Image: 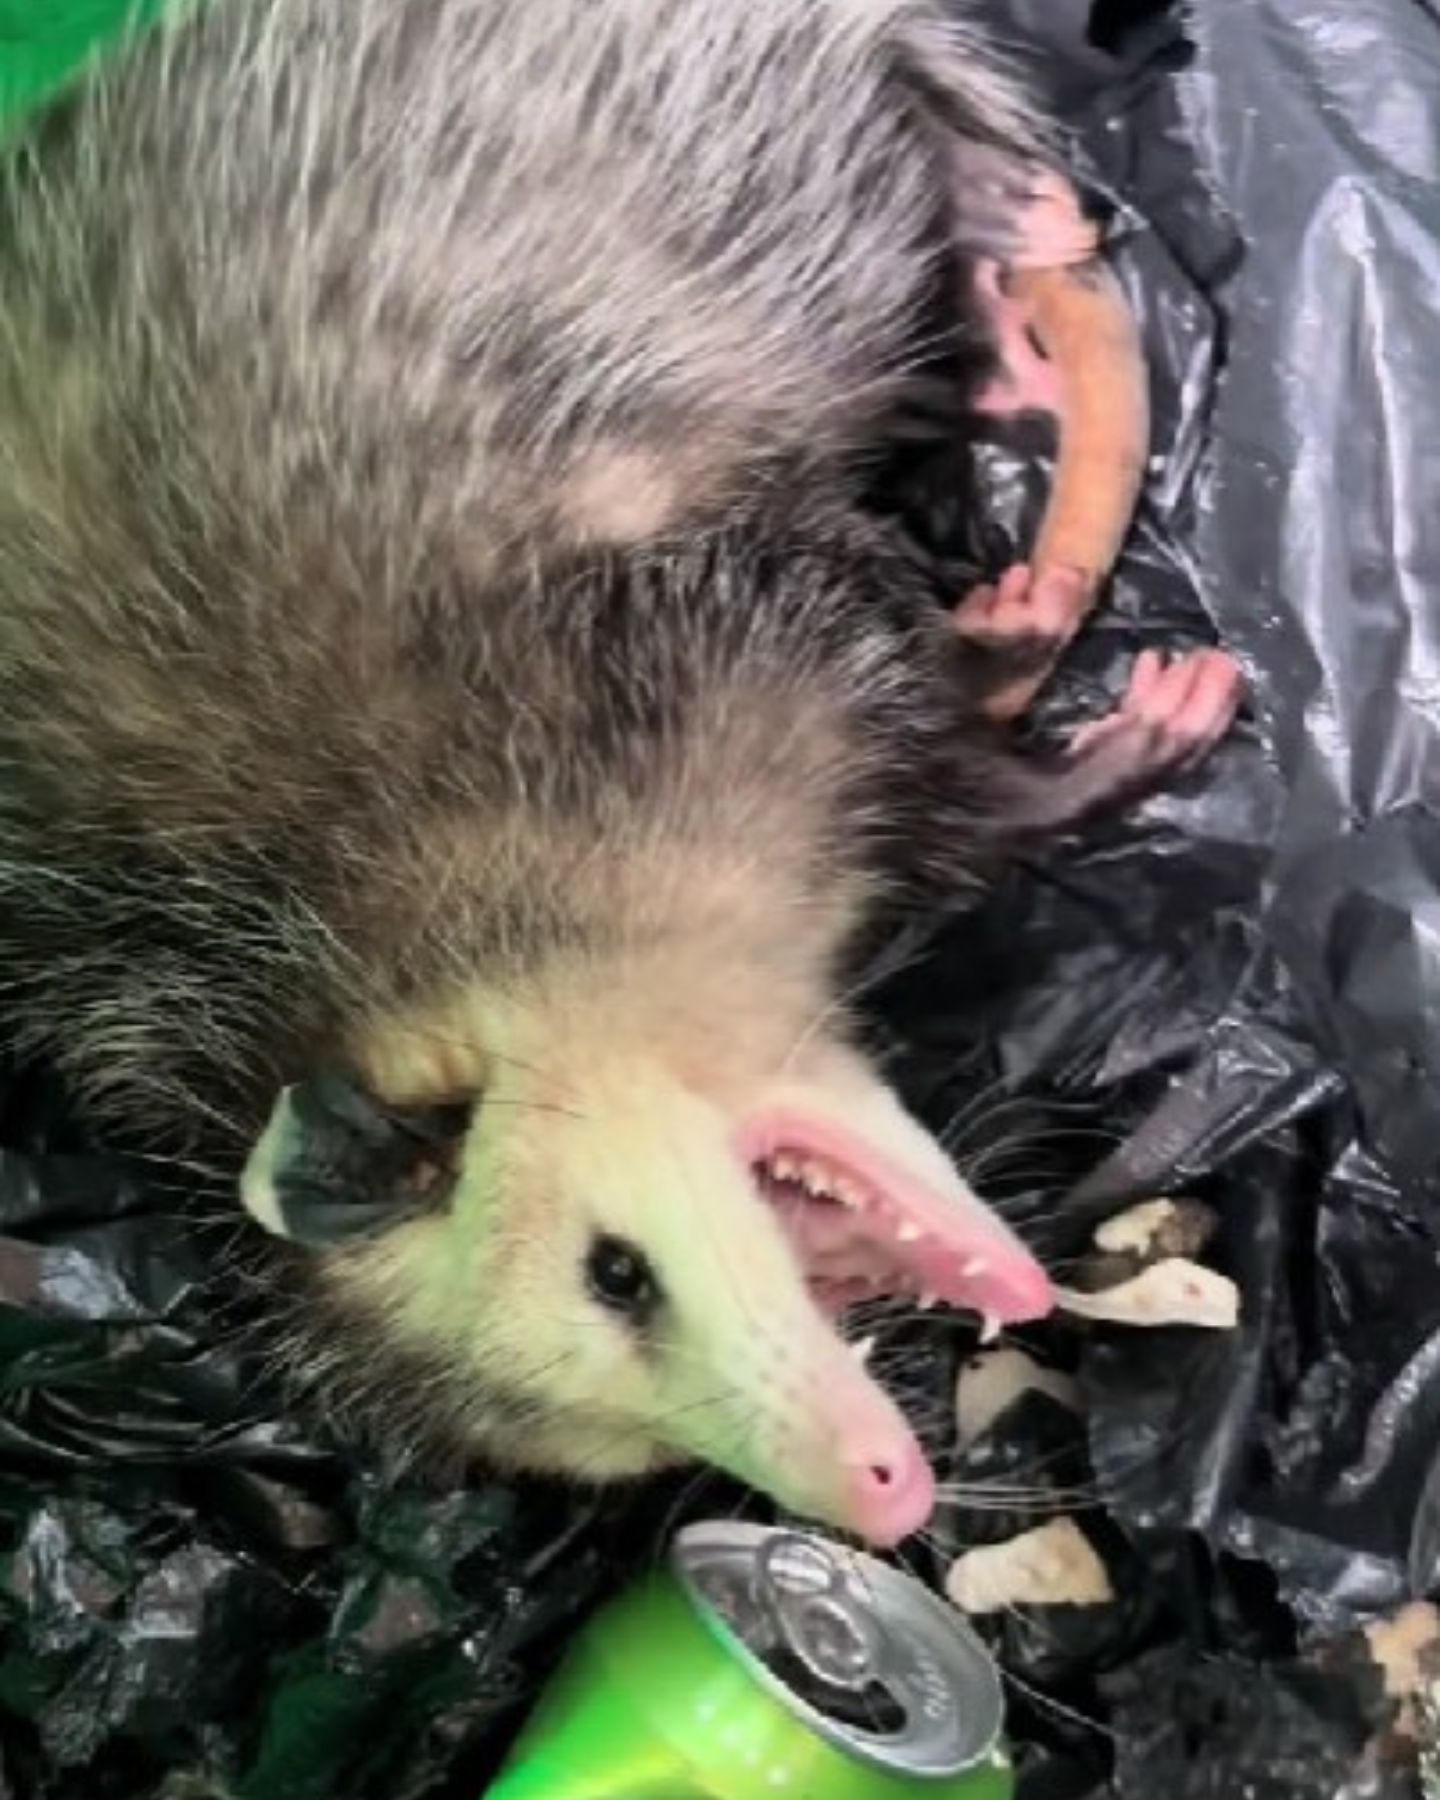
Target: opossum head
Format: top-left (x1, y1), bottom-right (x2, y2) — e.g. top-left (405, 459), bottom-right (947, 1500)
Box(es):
top-left (239, 917), bottom-right (1052, 1548)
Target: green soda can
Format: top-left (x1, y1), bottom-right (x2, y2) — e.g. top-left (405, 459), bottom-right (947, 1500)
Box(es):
top-left (486, 1520), bottom-right (1014, 1799)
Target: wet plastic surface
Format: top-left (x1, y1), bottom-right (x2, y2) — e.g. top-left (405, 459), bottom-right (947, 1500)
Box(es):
top-left (4, 0), bottom-right (1440, 1793)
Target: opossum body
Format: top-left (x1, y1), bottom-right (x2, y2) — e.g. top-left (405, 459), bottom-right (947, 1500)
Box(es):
top-left (0, 0), bottom-right (1241, 1545)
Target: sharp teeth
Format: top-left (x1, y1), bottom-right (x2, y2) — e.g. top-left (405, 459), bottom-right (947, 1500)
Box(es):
top-left (918, 1291), bottom-right (940, 1311)
top-left (851, 1336), bottom-right (876, 1364)
top-left (800, 1160), bottom-right (832, 1198)
top-left (979, 1312), bottom-right (1001, 1345)
top-left (895, 1221), bottom-right (922, 1244)
top-left (765, 1150), bottom-right (870, 1210)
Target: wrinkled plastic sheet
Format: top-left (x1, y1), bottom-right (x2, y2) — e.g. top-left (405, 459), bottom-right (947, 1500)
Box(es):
top-left (5, 0), bottom-right (1440, 1793)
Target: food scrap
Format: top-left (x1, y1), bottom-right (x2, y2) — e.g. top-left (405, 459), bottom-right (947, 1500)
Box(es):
top-left (954, 1345), bottom-right (1080, 1449)
top-left (1051, 1195), bottom-right (1239, 1330)
top-left (945, 1517), bottom-right (1114, 1613)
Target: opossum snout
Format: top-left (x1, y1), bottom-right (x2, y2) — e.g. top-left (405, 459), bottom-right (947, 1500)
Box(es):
top-left (843, 1446), bottom-right (937, 1547)
top-left (790, 1356), bottom-right (938, 1546)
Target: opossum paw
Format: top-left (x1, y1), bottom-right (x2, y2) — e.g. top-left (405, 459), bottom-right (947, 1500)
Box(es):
top-left (1067, 646), bottom-right (1244, 775)
top-left (1006, 647), bottom-right (1245, 832)
top-left (952, 562), bottom-right (1093, 721)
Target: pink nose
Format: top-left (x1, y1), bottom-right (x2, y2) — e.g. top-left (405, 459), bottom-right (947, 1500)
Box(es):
top-left (842, 1438), bottom-right (937, 1548)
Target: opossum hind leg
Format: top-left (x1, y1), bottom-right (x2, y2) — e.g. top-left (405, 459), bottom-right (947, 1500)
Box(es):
top-left (951, 161), bottom-right (1154, 722)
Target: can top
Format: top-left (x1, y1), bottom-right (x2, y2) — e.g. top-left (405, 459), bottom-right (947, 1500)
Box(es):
top-left (672, 1520), bottom-right (1004, 1781)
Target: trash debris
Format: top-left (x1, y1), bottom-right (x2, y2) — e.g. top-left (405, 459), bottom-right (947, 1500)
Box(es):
top-left (954, 1345), bottom-right (1081, 1449)
top-left (1364, 1603), bottom-right (1440, 1744)
top-left (1054, 1258), bottom-right (1240, 1331)
top-left (946, 1519), bottom-right (1115, 1614)
top-left (5, 0), bottom-right (1440, 1794)
top-left (1092, 1197), bottom-right (1216, 1264)
top-left (1052, 1196), bottom-right (1239, 1325)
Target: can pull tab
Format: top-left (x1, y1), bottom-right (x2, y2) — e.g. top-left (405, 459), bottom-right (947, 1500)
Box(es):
top-left (753, 1533), bottom-right (892, 1696)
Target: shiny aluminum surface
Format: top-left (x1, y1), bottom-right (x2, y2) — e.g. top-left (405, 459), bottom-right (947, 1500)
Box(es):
top-left (672, 1520), bottom-right (1005, 1779)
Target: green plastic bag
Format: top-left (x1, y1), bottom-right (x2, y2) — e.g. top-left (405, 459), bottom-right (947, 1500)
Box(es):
top-left (0, 0), bottom-right (174, 128)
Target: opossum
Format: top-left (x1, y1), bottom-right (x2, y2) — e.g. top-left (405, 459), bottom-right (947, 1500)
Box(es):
top-left (0, 0), bottom-right (1242, 1547)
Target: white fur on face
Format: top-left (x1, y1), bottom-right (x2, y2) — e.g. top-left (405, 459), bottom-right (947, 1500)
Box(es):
top-left (327, 998), bottom-right (1004, 1532)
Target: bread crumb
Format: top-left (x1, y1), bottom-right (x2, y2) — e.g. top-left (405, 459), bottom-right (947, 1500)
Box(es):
top-left (955, 1346), bottom-right (1080, 1449)
top-left (1364, 1601), bottom-right (1440, 1741)
top-left (1094, 1198), bottom-right (1181, 1255)
top-left (1055, 1257), bottom-right (1239, 1329)
top-left (946, 1518), bottom-right (1113, 1613)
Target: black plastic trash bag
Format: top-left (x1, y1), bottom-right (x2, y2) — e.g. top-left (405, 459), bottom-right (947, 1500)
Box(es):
top-left (5, 0), bottom-right (1440, 1794)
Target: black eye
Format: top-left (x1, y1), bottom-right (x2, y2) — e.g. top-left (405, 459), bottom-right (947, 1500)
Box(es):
top-left (585, 1233), bottom-right (660, 1322)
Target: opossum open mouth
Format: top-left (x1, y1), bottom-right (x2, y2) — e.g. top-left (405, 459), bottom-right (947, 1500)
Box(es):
top-left (744, 1113), bottom-right (1051, 1328)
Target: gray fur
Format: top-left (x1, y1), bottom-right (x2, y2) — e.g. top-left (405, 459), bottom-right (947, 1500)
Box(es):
top-left (0, 0), bottom-right (1052, 1136)
top-left (0, 0), bottom-right (1064, 1462)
